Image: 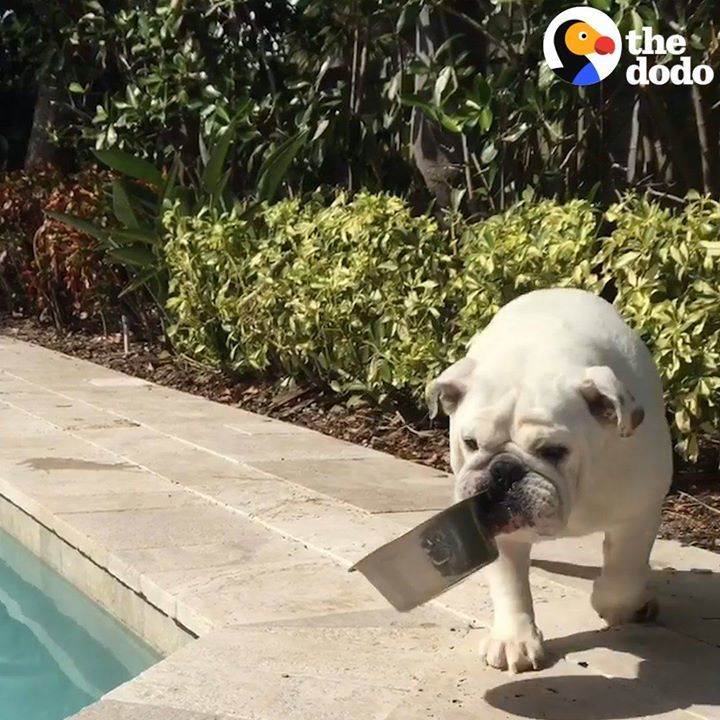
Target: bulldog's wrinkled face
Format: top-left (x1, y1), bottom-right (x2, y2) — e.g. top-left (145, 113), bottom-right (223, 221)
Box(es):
top-left (427, 358), bottom-right (644, 539)
top-left (449, 385), bottom-right (580, 538)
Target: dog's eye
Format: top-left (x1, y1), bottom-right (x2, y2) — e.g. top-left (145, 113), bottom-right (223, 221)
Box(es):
top-left (538, 445), bottom-right (568, 464)
top-left (463, 437), bottom-right (479, 452)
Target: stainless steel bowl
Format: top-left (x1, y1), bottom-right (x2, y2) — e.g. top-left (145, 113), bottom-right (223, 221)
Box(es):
top-left (349, 494), bottom-right (498, 612)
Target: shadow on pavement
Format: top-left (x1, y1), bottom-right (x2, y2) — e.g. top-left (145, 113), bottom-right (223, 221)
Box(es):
top-left (484, 558), bottom-right (720, 720)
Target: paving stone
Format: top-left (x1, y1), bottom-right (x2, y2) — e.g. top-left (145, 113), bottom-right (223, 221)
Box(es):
top-left (251, 605), bottom-right (464, 630)
top-left (39, 490), bottom-right (202, 514)
top-left (0, 370), bottom-right (45, 389)
top-left (149, 555), bottom-right (392, 628)
top-left (105, 519), bottom-right (367, 628)
top-left (55, 505), bottom-right (261, 552)
top-left (77, 421), bottom-right (375, 465)
top-left (208, 480), bottom-right (403, 559)
top-left (0, 403), bottom-right (60, 442)
top-left (377, 509), bottom-right (436, 528)
top-left (112, 669), bottom-right (408, 720)
top-left (252, 456), bottom-right (451, 512)
top-left (0, 460), bottom-right (164, 496)
top-left (71, 699), bottom-right (235, 719)
top-left (108, 625), bottom-right (446, 719)
top-left (531, 535), bottom-right (720, 648)
top-left (388, 639), bottom-right (697, 720)
top-left (2, 388), bottom-right (131, 431)
top-left (0, 462), bottom-right (199, 540)
top-left (106, 519), bottom-right (312, 607)
top-left (111, 539), bottom-right (303, 577)
top-left (549, 623), bottom-right (720, 719)
top-left (430, 566), bottom-right (579, 629)
top-left (161, 418), bottom-right (319, 444)
top-left (128, 467), bottom-right (421, 562)
top-left (47, 427), bottom-right (254, 488)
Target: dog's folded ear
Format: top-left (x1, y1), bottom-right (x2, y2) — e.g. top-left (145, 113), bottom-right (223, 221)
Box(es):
top-left (578, 365), bottom-right (644, 437)
top-left (426, 357), bottom-right (477, 418)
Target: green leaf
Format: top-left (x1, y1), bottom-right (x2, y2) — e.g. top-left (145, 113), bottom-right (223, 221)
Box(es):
top-left (110, 228), bottom-right (160, 245)
top-left (313, 119), bottom-right (330, 141)
top-left (480, 142), bottom-right (498, 164)
top-left (162, 154), bottom-right (183, 207)
top-left (479, 107), bottom-right (493, 131)
top-left (399, 95), bottom-right (436, 118)
top-left (69, 82), bottom-right (86, 94)
top-left (433, 66), bottom-right (453, 106)
top-left (616, 251), bottom-right (640, 269)
top-left (202, 120), bottom-right (237, 196)
top-left (434, 34), bottom-right (464, 61)
top-left (438, 113), bottom-right (462, 133)
top-left (203, 84), bottom-right (222, 100)
top-left (257, 129), bottom-right (309, 203)
top-left (396, 2), bottom-right (419, 32)
top-left (119, 267), bottom-right (160, 297)
top-left (702, 241), bottom-right (720, 256)
top-left (473, 75), bottom-right (491, 106)
top-left (112, 180), bottom-right (141, 229)
top-left (198, 130), bottom-right (210, 167)
top-left (93, 149), bottom-right (163, 187)
top-left (108, 245), bottom-right (156, 267)
top-left (45, 211), bottom-right (108, 242)
top-left (502, 122), bottom-right (528, 143)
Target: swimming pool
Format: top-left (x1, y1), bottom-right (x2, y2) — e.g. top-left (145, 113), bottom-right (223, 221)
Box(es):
top-left (0, 527), bottom-right (159, 720)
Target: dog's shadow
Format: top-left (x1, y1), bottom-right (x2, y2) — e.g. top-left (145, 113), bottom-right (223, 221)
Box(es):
top-left (483, 559), bottom-right (720, 720)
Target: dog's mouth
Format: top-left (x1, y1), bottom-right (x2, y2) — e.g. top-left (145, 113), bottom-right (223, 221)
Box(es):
top-left (457, 456), bottom-right (565, 538)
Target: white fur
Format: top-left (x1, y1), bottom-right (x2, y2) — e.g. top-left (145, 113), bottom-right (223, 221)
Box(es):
top-left (432, 288), bottom-right (673, 673)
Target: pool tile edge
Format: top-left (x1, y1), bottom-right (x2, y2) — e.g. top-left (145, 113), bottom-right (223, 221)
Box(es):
top-left (0, 491), bottom-right (196, 656)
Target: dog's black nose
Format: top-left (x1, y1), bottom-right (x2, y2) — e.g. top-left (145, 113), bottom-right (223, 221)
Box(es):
top-left (489, 454), bottom-right (526, 490)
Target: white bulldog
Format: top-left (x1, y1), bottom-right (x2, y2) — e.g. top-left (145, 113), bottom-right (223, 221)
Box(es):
top-left (427, 288), bottom-right (673, 673)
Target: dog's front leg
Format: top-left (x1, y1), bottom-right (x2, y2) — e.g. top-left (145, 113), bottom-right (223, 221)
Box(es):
top-left (481, 537), bottom-right (544, 673)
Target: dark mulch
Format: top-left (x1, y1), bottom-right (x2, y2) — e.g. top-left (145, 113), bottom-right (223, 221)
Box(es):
top-left (1, 314), bottom-right (718, 553)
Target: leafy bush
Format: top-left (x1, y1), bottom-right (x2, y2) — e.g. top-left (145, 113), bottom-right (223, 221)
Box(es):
top-left (7, 0), bottom-right (720, 211)
top-left (165, 193), bottom-right (460, 399)
top-left (46, 129), bottom-right (258, 321)
top-left (4, 171), bottom-right (718, 458)
top-left (457, 199), bottom-right (600, 344)
top-left (596, 195), bottom-right (720, 460)
top-left (164, 191), bottom-right (720, 459)
top-left (163, 207), bottom-right (256, 365)
top-left (0, 168), bottom-right (115, 324)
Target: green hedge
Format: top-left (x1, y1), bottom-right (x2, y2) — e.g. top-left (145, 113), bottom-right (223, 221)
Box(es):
top-left (457, 199), bottom-right (599, 344)
top-left (595, 195), bottom-right (720, 460)
top-left (163, 193), bottom-right (720, 459)
top-left (166, 194), bottom-right (461, 397)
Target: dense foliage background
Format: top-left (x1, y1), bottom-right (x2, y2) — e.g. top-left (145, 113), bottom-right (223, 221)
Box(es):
top-left (3, 0), bottom-right (720, 211)
top-left (1, 0), bottom-right (719, 460)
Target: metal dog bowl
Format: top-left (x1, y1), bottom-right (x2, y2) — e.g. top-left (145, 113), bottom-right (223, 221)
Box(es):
top-left (349, 494), bottom-right (499, 612)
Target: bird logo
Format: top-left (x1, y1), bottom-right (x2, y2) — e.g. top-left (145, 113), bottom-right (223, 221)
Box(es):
top-left (543, 8), bottom-right (621, 86)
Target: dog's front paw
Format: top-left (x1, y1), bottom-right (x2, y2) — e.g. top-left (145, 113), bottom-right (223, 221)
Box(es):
top-left (480, 615), bottom-right (545, 673)
top-left (591, 576), bottom-right (657, 626)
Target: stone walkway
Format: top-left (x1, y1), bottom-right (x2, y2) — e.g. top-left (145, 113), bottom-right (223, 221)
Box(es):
top-left (0, 335), bottom-right (718, 720)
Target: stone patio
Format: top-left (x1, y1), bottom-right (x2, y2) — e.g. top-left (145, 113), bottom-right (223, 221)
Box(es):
top-left (0, 335), bottom-right (718, 720)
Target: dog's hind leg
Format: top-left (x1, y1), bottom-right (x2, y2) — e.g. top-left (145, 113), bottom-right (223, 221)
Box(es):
top-left (591, 511), bottom-right (662, 626)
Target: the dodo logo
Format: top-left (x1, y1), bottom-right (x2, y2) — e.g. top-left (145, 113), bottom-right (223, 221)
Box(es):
top-left (543, 8), bottom-right (621, 86)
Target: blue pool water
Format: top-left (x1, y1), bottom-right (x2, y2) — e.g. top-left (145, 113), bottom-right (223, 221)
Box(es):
top-left (0, 527), bottom-right (159, 720)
